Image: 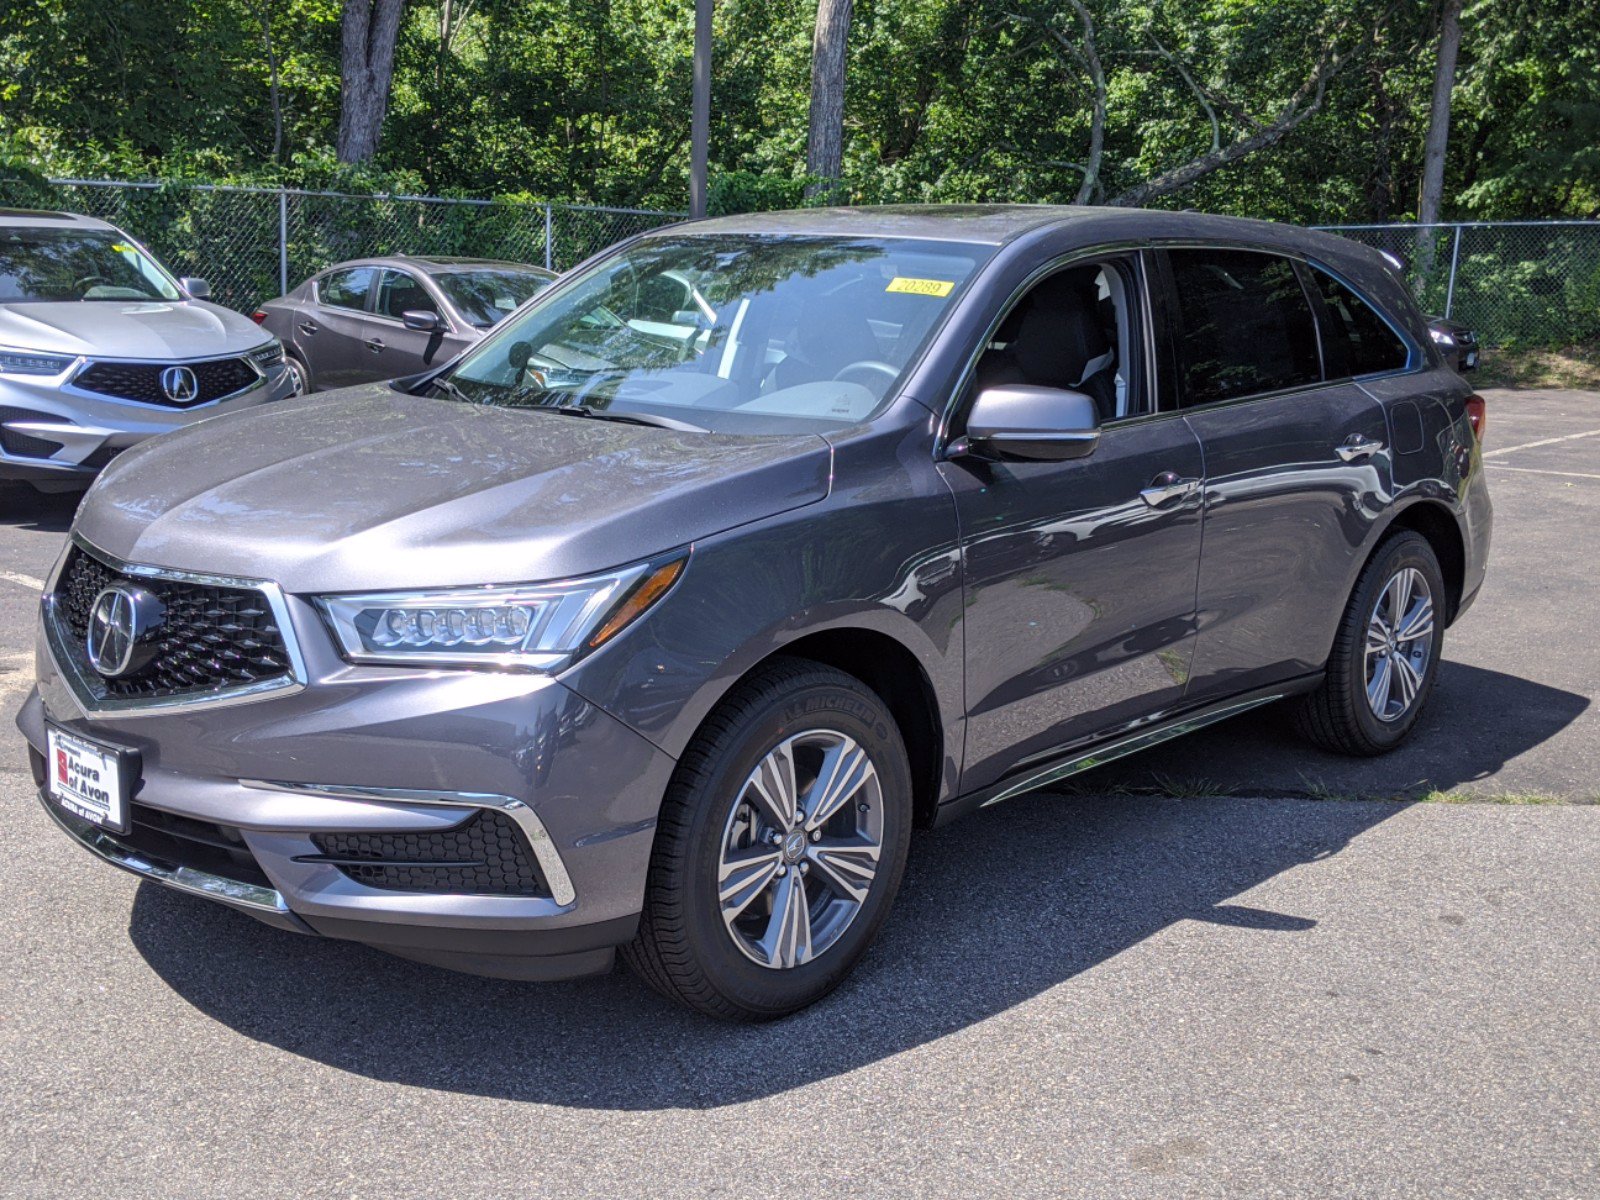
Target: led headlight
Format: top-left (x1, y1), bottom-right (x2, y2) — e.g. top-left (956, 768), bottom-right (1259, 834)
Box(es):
top-left (0, 346), bottom-right (76, 376)
top-left (248, 339), bottom-right (285, 369)
top-left (1429, 328), bottom-right (1456, 348)
top-left (317, 556), bottom-right (686, 671)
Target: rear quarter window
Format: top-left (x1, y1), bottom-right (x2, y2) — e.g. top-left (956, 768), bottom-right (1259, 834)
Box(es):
top-left (1308, 268), bottom-right (1412, 378)
top-left (1167, 249), bottom-right (1321, 406)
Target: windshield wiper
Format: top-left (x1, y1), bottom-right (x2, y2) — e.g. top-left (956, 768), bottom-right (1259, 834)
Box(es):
top-left (541, 403), bottom-right (706, 433)
top-left (428, 375), bottom-right (474, 403)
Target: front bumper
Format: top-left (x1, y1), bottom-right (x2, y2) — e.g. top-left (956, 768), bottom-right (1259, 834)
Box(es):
top-left (0, 360), bottom-right (293, 484)
top-left (20, 576), bottom-right (677, 980)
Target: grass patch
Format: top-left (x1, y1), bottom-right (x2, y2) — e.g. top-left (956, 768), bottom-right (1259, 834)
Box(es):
top-left (1475, 338), bottom-right (1600, 390)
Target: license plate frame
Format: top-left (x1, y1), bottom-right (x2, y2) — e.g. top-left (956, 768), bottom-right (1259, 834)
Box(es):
top-left (44, 722), bottom-right (141, 836)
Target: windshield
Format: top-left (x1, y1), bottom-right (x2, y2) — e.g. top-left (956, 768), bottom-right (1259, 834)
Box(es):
top-left (442, 234), bottom-right (987, 432)
top-left (0, 228), bottom-right (183, 302)
top-left (435, 268), bottom-right (553, 327)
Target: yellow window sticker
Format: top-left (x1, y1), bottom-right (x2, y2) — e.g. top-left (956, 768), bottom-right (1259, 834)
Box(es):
top-left (886, 276), bottom-right (955, 297)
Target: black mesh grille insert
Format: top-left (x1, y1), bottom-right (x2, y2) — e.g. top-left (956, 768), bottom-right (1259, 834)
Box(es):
top-left (310, 810), bottom-right (547, 897)
top-left (74, 357), bottom-right (259, 408)
top-left (79, 446), bottom-right (124, 470)
top-left (54, 546), bottom-right (294, 699)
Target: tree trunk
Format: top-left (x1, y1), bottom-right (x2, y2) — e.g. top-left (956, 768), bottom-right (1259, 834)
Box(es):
top-left (260, 1), bottom-right (284, 164)
top-left (1415, 0), bottom-right (1462, 269)
top-left (337, 0), bottom-right (407, 164)
top-left (805, 0), bottom-right (853, 199)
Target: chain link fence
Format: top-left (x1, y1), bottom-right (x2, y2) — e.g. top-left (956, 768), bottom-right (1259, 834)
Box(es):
top-left (0, 178), bottom-right (683, 315)
top-left (1, 178), bottom-right (1593, 349)
top-left (1315, 221), bottom-right (1600, 348)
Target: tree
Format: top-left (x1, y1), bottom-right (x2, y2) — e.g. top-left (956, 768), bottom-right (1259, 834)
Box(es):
top-left (806, 0), bottom-right (853, 198)
top-left (337, 0), bottom-right (407, 164)
top-left (1416, 0), bottom-right (1462, 270)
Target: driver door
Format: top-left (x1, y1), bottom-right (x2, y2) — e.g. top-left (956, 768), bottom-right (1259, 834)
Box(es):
top-left (938, 253), bottom-right (1206, 793)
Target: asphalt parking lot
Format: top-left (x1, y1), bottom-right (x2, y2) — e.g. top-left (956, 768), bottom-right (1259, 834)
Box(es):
top-left (1, 388), bottom-right (1596, 1198)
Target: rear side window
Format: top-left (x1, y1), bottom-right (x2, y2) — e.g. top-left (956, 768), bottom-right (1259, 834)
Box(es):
top-left (1309, 268), bottom-right (1410, 377)
top-left (1167, 249), bottom-right (1321, 406)
top-left (319, 267), bottom-right (374, 312)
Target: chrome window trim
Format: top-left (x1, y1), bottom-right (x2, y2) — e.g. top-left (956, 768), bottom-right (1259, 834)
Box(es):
top-left (64, 349), bottom-right (267, 411)
top-left (239, 779), bottom-right (578, 907)
top-left (37, 790), bottom-right (291, 915)
top-left (42, 532), bottom-right (308, 718)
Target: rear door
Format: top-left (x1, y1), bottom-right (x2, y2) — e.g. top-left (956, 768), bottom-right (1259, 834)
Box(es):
top-left (941, 252), bottom-right (1207, 793)
top-left (1159, 247), bottom-right (1393, 702)
top-left (300, 266), bottom-right (377, 389)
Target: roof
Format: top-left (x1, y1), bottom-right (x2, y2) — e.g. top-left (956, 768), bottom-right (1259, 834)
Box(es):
top-left (319, 254), bottom-right (554, 276)
top-left (0, 207), bottom-right (118, 231)
top-left (663, 203), bottom-right (1372, 265)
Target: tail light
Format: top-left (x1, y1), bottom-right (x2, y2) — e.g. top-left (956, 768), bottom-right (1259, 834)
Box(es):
top-left (250, 310), bottom-right (268, 325)
top-left (1464, 393), bottom-right (1487, 443)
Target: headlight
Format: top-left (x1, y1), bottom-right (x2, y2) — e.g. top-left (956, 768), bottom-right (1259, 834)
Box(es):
top-left (248, 339), bottom-right (285, 369)
top-left (1429, 328), bottom-right (1456, 348)
top-left (0, 346), bottom-right (76, 376)
top-left (317, 556), bottom-right (686, 671)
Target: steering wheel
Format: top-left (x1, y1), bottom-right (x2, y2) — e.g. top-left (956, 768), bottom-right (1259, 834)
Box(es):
top-left (73, 274), bottom-right (109, 295)
top-left (831, 360), bottom-right (899, 386)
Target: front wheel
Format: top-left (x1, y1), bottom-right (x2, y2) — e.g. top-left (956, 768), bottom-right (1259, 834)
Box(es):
top-left (623, 658), bottom-right (912, 1020)
top-left (1295, 530), bottom-right (1446, 756)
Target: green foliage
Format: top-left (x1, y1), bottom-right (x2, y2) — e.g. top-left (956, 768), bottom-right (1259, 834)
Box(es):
top-left (0, 0), bottom-right (1596, 240)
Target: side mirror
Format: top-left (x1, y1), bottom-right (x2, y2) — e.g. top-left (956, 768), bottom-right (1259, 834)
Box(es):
top-left (180, 276), bottom-right (211, 299)
top-left (402, 310), bottom-right (444, 333)
top-left (961, 385), bottom-right (1101, 462)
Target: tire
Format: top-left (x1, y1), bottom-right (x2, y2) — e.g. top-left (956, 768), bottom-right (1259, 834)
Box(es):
top-left (1295, 530), bottom-right (1446, 756)
top-left (622, 657), bottom-right (913, 1021)
top-left (284, 353), bottom-right (311, 395)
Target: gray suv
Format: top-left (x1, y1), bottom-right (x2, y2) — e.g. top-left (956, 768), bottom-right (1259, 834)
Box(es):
top-left (0, 208), bottom-right (293, 489)
top-left (22, 206), bottom-right (1491, 1019)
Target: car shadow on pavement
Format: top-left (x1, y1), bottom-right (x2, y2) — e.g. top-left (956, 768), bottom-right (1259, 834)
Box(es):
top-left (1067, 664), bottom-right (1590, 800)
top-left (128, 791), bottom-right (1403, 1110)
top-left (0, 485), bottom-right (81, 533)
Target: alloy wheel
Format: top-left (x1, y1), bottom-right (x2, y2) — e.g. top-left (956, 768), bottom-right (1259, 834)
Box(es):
top-left (716, 730), bottom-right (884, 970)
top-left (1364, 566), bottom-right (1435, 723)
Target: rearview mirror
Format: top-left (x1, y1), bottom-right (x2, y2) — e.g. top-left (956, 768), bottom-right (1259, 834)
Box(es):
top-left (180, 276), bottom-right (211, 299)
top-left (402, 310), bottom-right (444, 333)
top-left (962, 385), bottom-right (1101, 462)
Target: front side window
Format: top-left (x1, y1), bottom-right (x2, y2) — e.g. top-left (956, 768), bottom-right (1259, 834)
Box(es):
top-left (376, 269), bottom-right (438, 320)
top-left (443, 235), bottom-right (987, 432)
top-left (434, 269), bottom-right (552, 328)
top-left (0, 228), bottom-right (182, 302)
top-left (319, 267), bottom-right (375, 312)
top-left (1168, 249), bottom-right (1321, 406)
top-left (1309, 268), bottom-right (1411, 378)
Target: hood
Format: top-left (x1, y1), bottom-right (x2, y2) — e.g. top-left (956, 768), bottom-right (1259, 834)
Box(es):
top-left (74, 385), bottom-right (833, 593)
top-left (0, 299), bottom-right (268, 359)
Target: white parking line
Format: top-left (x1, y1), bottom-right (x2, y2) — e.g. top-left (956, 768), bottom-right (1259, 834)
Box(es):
top-left (0, 570), bottom-right (45, 592)
top-left (1485, 463), bottom-right (1600, 482)
top-left (1482, 428), bottom-right (1600, 459)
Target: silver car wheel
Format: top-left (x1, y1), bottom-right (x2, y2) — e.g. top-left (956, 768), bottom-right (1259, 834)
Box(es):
top-left (716, 729), bottom-right (883, 970)
top-left (285, 357), bottom-right (308, 395)
top-left (1364, 566), bottom-right (1435, 723)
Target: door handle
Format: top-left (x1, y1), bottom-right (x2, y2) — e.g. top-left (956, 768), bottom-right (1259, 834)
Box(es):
top-left (1139, 472), bottom-right (1200, 508)
top-left (297, 321), bottom-right (318, 336)
top-left (365, 337), bottom-right (384, 354)
top-left (1334, 435), bottom-right (1385, 462)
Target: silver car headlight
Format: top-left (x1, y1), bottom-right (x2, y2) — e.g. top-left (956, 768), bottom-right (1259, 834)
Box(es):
top-left (317, 556), bottom-right (686, 671)
top-left (0, 346), bottom-right (76, 377)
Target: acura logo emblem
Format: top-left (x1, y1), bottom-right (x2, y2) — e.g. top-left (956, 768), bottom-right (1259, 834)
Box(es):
top-left (86, 585), bottom-right (165, 679)
top-left (160, 365), bottom-right (199, 403)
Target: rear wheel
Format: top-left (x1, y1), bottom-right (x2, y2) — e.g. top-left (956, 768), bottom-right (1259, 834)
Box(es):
top-left (623, 658), bottom-right (912, 1020)
top-left (1295, 530), bottom-right (1446, 755)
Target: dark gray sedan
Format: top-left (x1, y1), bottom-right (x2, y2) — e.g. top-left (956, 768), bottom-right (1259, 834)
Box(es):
top-left (253, 256), bottom-right (554, 392)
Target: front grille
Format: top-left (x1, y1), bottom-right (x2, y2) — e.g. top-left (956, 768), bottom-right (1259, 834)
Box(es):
top-left (310, 810), bottom-right (548, 897)
top-left (79, 446), bottom-right (124, 470)
top-left (53, 545), bottom-right (294, 699)
top-left (74, 357), bottom-right (259, 408)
